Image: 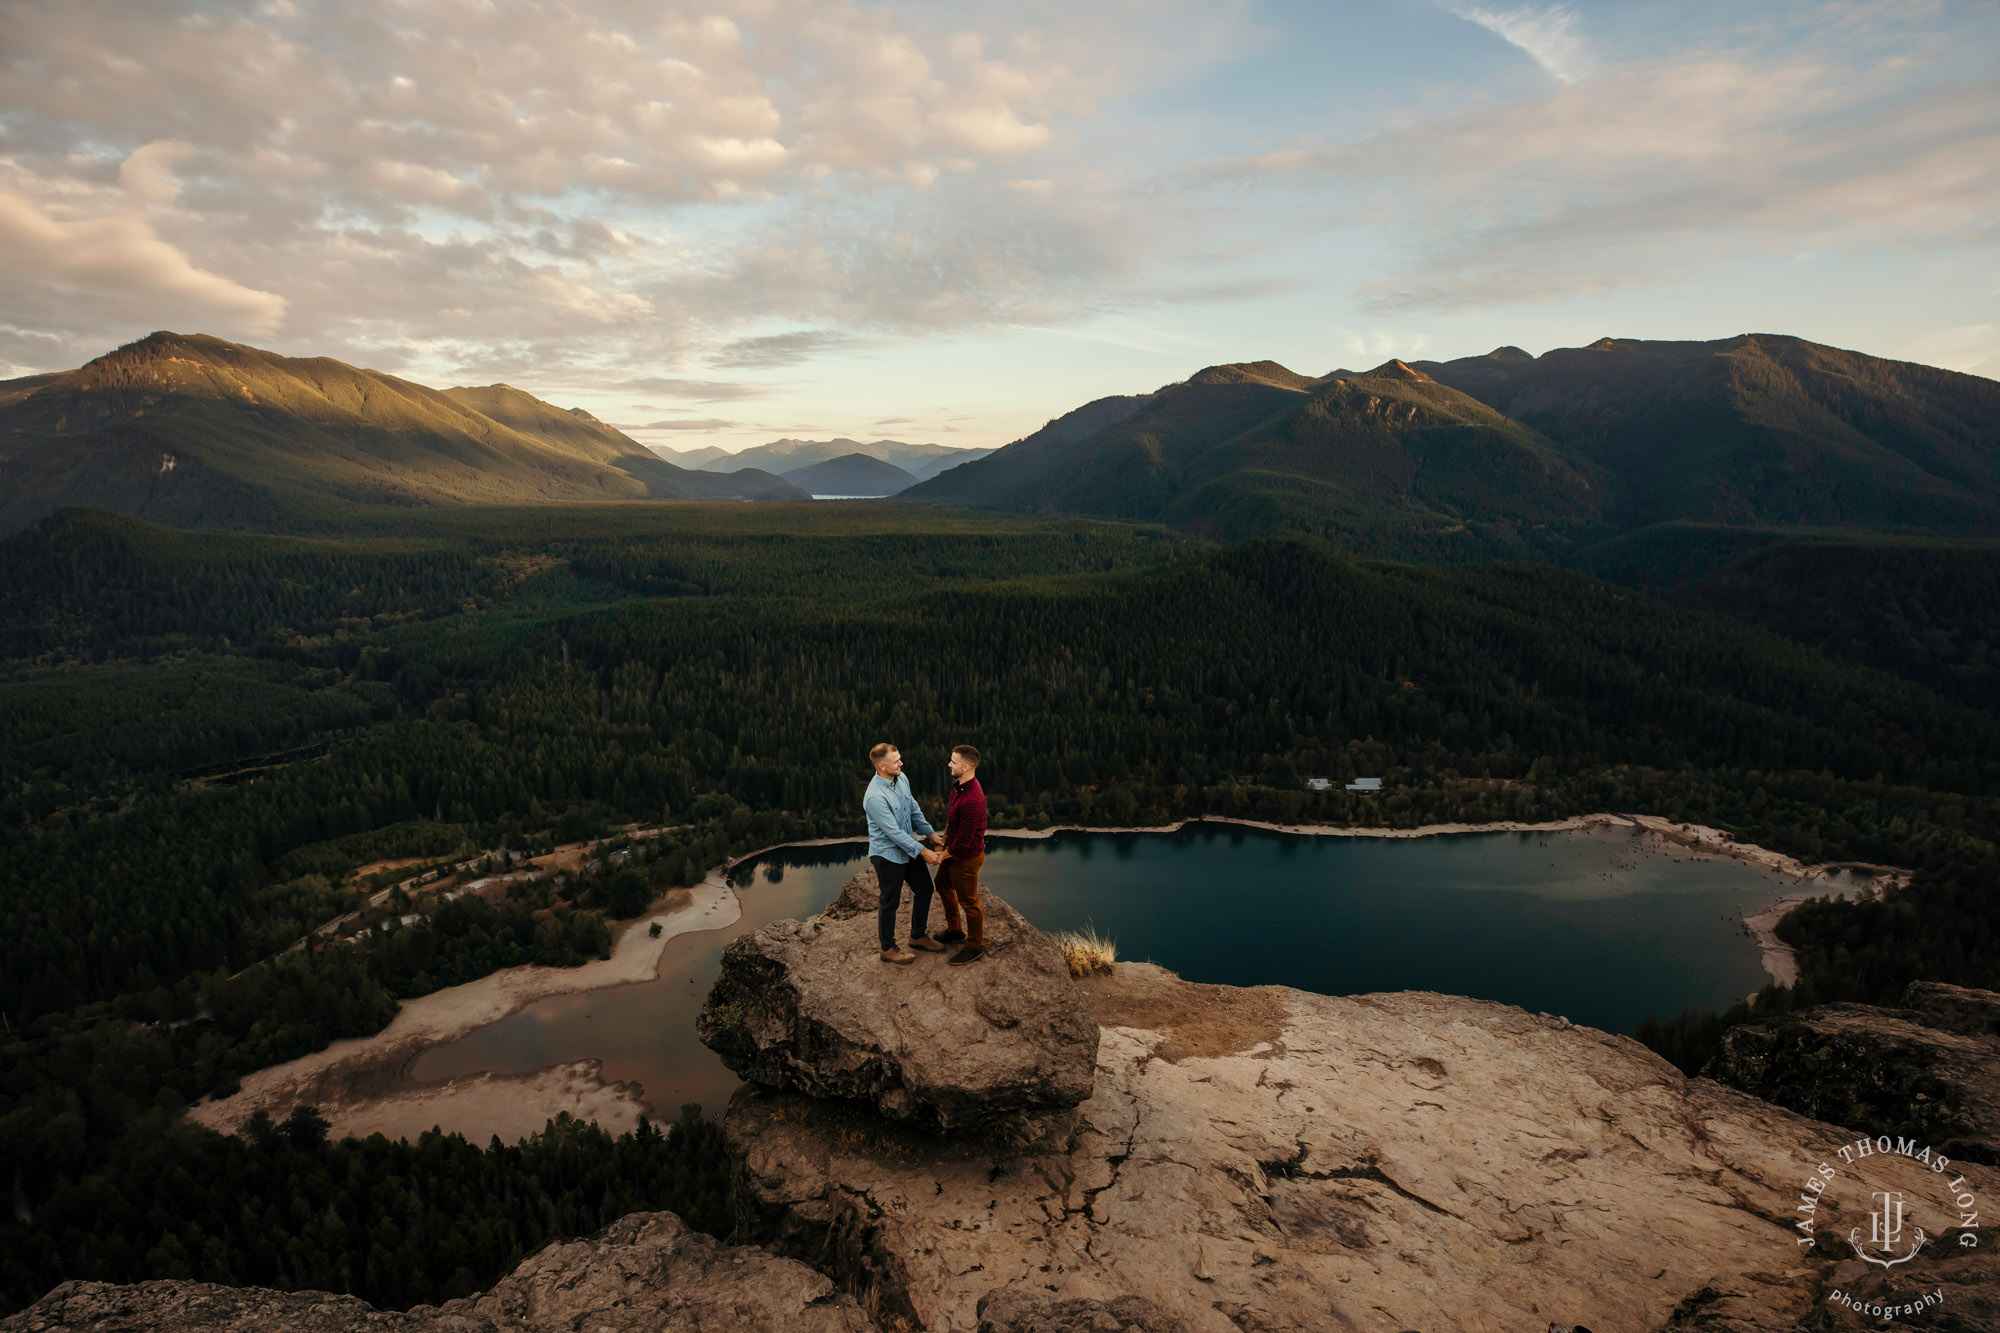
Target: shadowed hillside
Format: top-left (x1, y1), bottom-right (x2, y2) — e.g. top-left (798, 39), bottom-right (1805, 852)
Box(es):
top-left (906, 359), bottom-right (1613, 558)
top-left (0, 334), bottom-right (804, 533)
top-left (907, 334), bottom-right (2000, 558)
top-left (1157, 360), bottom-right (1613, 556)
top-left (1415, 333), bottom-right (2000, 532)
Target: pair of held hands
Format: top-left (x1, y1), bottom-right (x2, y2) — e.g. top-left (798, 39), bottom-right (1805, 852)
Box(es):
top-left (917, 834), bottom-right (953, 866)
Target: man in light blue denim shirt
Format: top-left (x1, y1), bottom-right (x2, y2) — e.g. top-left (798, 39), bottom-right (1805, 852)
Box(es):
top-left (864, 741), bottom-right (944, 964)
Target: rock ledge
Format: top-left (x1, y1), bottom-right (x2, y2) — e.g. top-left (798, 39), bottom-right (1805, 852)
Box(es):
top-left (698, 873), bottom-right (1098, 1134)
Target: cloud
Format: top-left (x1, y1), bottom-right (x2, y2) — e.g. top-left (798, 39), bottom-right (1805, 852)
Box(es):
top-left (709, 330), bottom-right (856, 369)
top-left (118, 139), bottom-right (198, 203)
top-left (0, 0), bottom-right (1186, 375)
top-left (1446, 4), bottom-right (1591, 85)
top-left (1903, 323), bottom-right (2000, 380)
top-left (631, 417), bottom-right (736, 431)
top-left (664, 177), bottom-right (1137, 334)
top-left (617, 377), bottom-right (770, 401)
top-left (0, 186), bottom-right (287, 336)
top-left (1192, 36), bottom-right (2000, 315)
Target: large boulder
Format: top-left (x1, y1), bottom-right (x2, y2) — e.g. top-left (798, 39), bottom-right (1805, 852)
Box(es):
top-left (0, 1212), bottom-right (878, 1333)
top-left (1707, 979), bottom-right (2000, 1167)
top-left (697, 872), bottom-right (1099, 1134)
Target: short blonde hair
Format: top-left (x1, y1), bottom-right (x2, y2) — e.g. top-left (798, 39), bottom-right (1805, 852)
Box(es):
top-left (868, 742), bottom-right (896, 764)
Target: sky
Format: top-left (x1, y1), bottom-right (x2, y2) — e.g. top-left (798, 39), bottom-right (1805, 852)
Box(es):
top-left (2, 0), bottom-right (1996, 455)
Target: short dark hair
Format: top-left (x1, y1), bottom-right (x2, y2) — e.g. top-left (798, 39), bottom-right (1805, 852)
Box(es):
top-left (952, 744), bottom-right (980, 765)
top-left (869, 742), bottom-right (896, 764)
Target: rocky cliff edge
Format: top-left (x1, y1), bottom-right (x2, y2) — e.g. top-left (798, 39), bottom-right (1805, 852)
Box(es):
top-left (724, 940), bottom-right (1999, 1332)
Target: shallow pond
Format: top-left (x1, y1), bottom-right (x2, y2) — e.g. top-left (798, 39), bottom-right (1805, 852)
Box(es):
top-left (411, 822), bottom-right (1804, 1117)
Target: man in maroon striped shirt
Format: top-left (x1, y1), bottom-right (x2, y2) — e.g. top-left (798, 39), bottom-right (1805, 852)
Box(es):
top-left (935, 744), bottom-right (988, 966)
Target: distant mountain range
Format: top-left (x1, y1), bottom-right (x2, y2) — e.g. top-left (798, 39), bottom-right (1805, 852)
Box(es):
top-left (651, 436), bottom-right (995, 489)
top-left (0, 333), bottom-right (809, 533)
top-left (9, 330), bottom-right (1992, 551)
top-left (905, 334), bottom-right (2000, 559)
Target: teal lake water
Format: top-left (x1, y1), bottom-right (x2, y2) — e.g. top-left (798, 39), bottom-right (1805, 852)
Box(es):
top-left (410, 822), bottom-right (1799, 1118)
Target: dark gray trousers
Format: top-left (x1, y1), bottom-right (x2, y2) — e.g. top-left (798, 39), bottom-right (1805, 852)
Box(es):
top-left (871, 853), bottom-right (934, 950)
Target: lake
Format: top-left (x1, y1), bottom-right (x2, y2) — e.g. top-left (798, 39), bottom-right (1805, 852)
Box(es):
top-left (410, 822), bottom-right (1799, 1118)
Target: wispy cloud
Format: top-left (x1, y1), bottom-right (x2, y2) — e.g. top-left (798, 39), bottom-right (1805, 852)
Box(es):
top-left (1445, 4), bottom-right (1591, 85)
top-left (628, 417), bottom-right (738, 431)
top-left (617, 377), bottom-right (770, 402)
top-left (709, 330), bottom-right (856, 369)
top-left (0, 176), bottom-right (287, 339)
top-left (1903, 323), bottom-right (2000, 379)
top-left (0, 0), bottom-right (1202, 377)
top-left (1189, 38), bottom-right (2000, 315)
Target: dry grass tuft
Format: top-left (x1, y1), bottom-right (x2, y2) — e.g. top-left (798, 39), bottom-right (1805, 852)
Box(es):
top-left (1052, 923), bottom-right (1118, 977)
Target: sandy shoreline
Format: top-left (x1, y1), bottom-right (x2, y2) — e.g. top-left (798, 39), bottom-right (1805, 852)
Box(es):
top-left (321, 1060), bottom-right (652, 1143)
top-left (1742, 901), bottom-right (1803, 989)
top-left (188, 873), bottom-right (739, 1138)
top-left (193, 811), bottom-right (1902, 1144)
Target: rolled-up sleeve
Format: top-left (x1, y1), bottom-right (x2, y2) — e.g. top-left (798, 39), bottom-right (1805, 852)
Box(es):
top-left (865, 782), bottom-right (925, 859)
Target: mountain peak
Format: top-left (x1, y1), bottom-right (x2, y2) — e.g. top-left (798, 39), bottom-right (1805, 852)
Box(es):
top-left (1185, 361), bottom-right (1317, 391)
top-left (1364, 358), bottom-right (1434, 383)
top-left (1487, 346), bottom-right (1533, 363)
top-left (783, 451), bottom-right (919, 497)
top-left (86, 330), bottom-right (242, 371)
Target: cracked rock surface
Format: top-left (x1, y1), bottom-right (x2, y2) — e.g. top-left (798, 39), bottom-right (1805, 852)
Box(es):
top-left (727, 962), bottom-right (1999, 1333)
top-left (1, 1212), bottom-right (880, 1333)
top-left (698, 873), bottom-right (1099, 1133)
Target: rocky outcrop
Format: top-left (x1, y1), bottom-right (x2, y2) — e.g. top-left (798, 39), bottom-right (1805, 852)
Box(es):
top-left (973, 1290), bottom-right (1185, 1333)
top-left (438, 1211), bottom-right (877, 1331)
top-left (697, 873), bottom-right (1098, 1134)
top-left (1707, 980), bottom-right (2000, 1167)
top-left (727, 962), bottom-right (2000, 1333)
top-left (1, 1212), bottom-right (879, 1333)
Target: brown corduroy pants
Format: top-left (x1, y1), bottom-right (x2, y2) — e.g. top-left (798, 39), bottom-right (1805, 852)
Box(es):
top-left (935, 852), bottom-right (985, 946)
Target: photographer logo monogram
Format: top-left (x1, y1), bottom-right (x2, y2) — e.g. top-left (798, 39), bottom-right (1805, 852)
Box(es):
top-left (1794, 1133), bottom-right (1980, 1321)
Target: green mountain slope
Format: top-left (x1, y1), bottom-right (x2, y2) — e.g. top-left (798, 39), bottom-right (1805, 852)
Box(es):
top-left (0, 333), bottom-right (804, 532)
top-left (906, 359), bottom-right (1612, 557)
top-left (901, 392), bottom-right (1153, 506)
top-left (1159, 360), bottom-right (1613, 555)
top-left (1415, 334), bottom-right (2000, 532)
top-left (909, 334), bottom-right (2000, 556)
